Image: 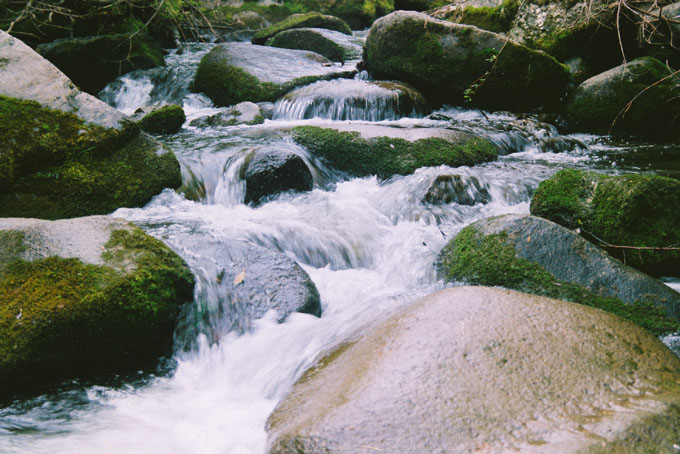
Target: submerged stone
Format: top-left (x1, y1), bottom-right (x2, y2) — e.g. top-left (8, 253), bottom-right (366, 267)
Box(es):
top-left (0, 216), bottom-right (194, 395)
top-left (437, 214), bottom-right (680, 335)
top-left (424, 174), bottom-right (490, 206)
top-left (267, 286), bottom-right (680, 453)
top-left (243, 146), bottom-right (314, 205)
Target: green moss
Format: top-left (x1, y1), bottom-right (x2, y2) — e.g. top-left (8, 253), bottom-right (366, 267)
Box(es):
top-left (531, 169), bottom-right (680, 277)
top-left (0, 231), bottom-right (26, 274)
top-left (0, 226), bottom-right (194, 393)
top-left (252, 12), bottom-right (352, 45)
top-left (438, 226), bottom-right (680, 336)
top-left (283, 0), bottom-right (394, 29)
top-left (292, 126), bottom-right (498, 178)
top-left (0, 95), bottom-right (182, 219)
top-left (138, 105), bottom-right (186, 134)
top-left (448, 0), bottom-right (519, 33)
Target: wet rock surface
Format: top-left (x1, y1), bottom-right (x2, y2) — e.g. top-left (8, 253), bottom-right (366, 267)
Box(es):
top-left (243, 147), bottom-right (314, 205)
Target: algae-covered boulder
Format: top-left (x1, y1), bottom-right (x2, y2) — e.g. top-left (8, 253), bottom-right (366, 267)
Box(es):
top-left (0, 96), bottom-right (182, 219)
top-left (363, 11), bottom-right (569, 111)
top-left (265, 28), bottom-right (358, 63)
top-left (530, 169), bottom-right (680, 277)
top-left (243, 147), bottom-right (314, 205)
top-left (252, 12), bottom-right (352, 45)
top-left (437, 214), bottom-right (680, 334)
top-left (566, 57), bottom-right (680, 138)
top-left (36, 33), bottom-right (165, 95)
top-left (137, 104), bottom-right (186, 134)
top-left (291, 124), bottom-right (499, 178)
top-left (193, 42), bottom-right (355, 107)
top-left (267, 286), bottom-right (680, 453)
top-left (0, 31), bottom-right (126, 129)
top-left (0, 216), bottom-right (194, 394)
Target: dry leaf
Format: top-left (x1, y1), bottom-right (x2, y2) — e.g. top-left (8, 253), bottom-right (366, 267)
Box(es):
top-left (233, 270), bottom-right (246, 286)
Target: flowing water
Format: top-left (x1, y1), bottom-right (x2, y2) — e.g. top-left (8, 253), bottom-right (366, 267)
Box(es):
top-left (2, 40), bottom-right (680, 454)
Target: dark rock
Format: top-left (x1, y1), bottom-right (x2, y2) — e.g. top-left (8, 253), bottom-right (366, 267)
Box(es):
top-left (243, 147), bottom-right (314, 205)
top-left (638, 2), bottom-right (680, 68)
top-left (566, 57), bottom-right (680, 138)
top-left (36, 33), bottom-right (165, 95)
top-left (437, 214), bottom-right (680, 334)
top-left (252, 12), bottom-right (352, 45)
top-left (363, 11), bottom-right (569, 111)
top-left (138, 105), bottom-right (186, 134)
top-left (0, 216), bottom-right (194, 395)
top-left (423, 174), bottom-right (490, 205)
top-left (530, 169), bottom-right (680, 277)
top-left (267, 286), bottom-right (680, 453)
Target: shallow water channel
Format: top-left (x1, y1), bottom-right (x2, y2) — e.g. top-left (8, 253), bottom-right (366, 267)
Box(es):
top-left (2, 41), bottom-right (680, 453)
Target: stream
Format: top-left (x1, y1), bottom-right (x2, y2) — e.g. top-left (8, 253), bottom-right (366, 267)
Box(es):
top-left (2, 39), bottom-right (680, 454)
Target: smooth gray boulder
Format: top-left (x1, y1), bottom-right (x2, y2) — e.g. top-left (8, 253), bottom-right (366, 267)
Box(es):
top-left (267, 286), bottom-right (680, 454)
top-left (243, 146), bottom-right (314, 205)
top-left (265, 28), bottom-right (362, 63)
top-left (363, 11), bottom-right (569, 110)
top-left (0, 31), bottom-right (126, 129)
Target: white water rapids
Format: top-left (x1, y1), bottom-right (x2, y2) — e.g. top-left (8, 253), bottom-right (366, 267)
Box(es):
top-left (2, 42), bottom-right (679, 454)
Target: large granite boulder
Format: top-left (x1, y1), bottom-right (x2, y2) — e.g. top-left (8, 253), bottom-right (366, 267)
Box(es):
top-left (265, 28), bottom-right (361, 63)
top-left (193, 42), bottom-right (355, 107)
top-left (0, 96), bottom-right (181, 219)
top-left (437, 214), bottom-right (680, 334)
top-left (290, 124), bottom-right (499, 178)
top-left (0, 31), bottom-right (126, 129)
top-left (566, 57), bottom-right (680, 138)
top-left (252, 12), bottom-right (352, 45)
top-left (363, 11), bottom-right (569, 111)
top-left (243, 146), bottom-right (314, 205)
top-left (36, 33), bottom-right (165, 95)
top-left (267, 286), bottom-right (680, 453)
top-left (0, 216), bottom-right (194, 395)
top-left (531, 169), bottom-right (680, 277)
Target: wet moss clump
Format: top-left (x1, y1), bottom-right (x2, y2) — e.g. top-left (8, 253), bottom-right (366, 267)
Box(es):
top-left (0, 96), bottom-right (181, 219)
top-left (437, 226), bottom-right (680, 336)
top-left (0, 227), bottom-right (195, 395)
top-left (138, 105), bottom-right (186, 134)
top-left (252, 12), bottom-right (352, 44)
top-left (531, 169), bottom-right (680, 277)
top-left (292, 126), bottom-right (498, 178)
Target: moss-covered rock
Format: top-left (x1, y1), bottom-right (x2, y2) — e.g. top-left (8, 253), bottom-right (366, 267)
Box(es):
top-left (530, 169), bottom-right (680, 277)
top-left (437, 214), bottom-right (680, 335)
top-left (430, 0), bottom-right (519, 34)
top-left (0, 95), bottom-right (182, 219)
top-left (291, 125), bottom-right (499, 178)
top-left (36, 33), bottom-right (165, 95)
top-left (267, 286), bottom-right (680, 453)
top-left (363, 11), bottom-right (570, 111)
top-left (265, 28), bottom-right (351, 62)
top-left (138, 104), bottom-right (186, 134)
top-left (0, 216), bottom-right (194, 395)
top-left (193, 42), bottom-right (355, 107)
top-left (283, 0), bottom-right (394, 29)
top-left (566, 57), bottom-right (680, 138)
top-left (252, 12), bottom-right (352, 45)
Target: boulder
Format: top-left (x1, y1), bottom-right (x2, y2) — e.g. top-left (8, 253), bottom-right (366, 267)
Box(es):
top-left (530, 169), bottom-right (680, 277)
top-left (639, 2), bottom-right (680, 67)
top-left (290, 124), bottom-right (499, 178)
top-left (252, 12), bottom-right (352, 45)
top-left (363, 11), bottom-right (569, 111)
top-left (265, 28), bottom-right (359, 63)
top-left (428, 0), bottom-right (519, 34)
top-left (0, 95), bottom-right (182, 219)
top-left (423, 174), bottom-right (490, 205)
top-left (36, 33), bottom-right (165, 95)
top-left (566, 57), bottom-right (680, 138)
top-left (193, 42), bottom-right (355, 107)
top-left (0, 216), bottom-right (194, 394)
top-left (285, 0), bottom-right (395, 29)
top-left (177, 237), bottom-right (321, 341)
top-left (437, 214), bottom-right (680, 334)
top-left (137, 104), bottom-right (186, 134)
top-left (189, 102), bottom-right (265, 128)
top-left (243, 147), bottom-right (314, 205)
top-left (267, 286), bottom-right (680, 453)
top-left (0, 31), bottom-right (126, 129)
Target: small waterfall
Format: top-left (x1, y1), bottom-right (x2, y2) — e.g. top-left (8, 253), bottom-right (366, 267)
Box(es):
top-left (272, 79), bottom-right (431, 121)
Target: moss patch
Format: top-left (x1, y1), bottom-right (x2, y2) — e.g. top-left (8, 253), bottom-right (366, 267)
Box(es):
top-left (252, 12), bottom-right (352, 44)
top-left (284, 0), bottom-right (394, 29)
top-left (0, 96), bottom-right (181, 219)
top-left (0, 226), bottom-right (194, 394)
top-left (138, 105), bottom-right (186, 134)
top-left (437, 226), bottom-right (680, 336)
top-left (447, 0), bottom-right (519, 33)
top-left (292, 126), bottom-right (498, 178)
top-left (531, 169), bottom-right (680, 277)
